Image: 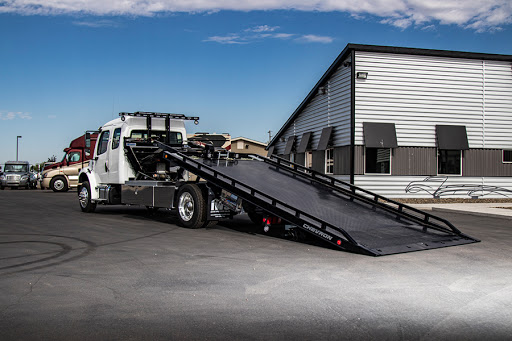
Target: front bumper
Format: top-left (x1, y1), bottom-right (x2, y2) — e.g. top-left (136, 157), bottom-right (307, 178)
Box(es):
top-left (41, 178), bottom-right (51, 189)
top-left (1, 178), bottom-right (29, 187)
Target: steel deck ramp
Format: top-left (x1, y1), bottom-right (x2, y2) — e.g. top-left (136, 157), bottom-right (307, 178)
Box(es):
top-left (159, 145), bottom-right (479, 256)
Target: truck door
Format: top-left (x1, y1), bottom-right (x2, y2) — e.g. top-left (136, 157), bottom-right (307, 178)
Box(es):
top-left (95, 130), bottom-right (111, 184)
top-left (107, 128), bottom-right (122, 183)
top-left (63, 150), bottom-right (82, 184)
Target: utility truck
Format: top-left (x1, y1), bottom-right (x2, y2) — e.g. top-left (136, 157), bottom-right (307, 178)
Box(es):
top-left (77, 112), bottom-right (479, 256)
top-left (42, 132), bottom-right (98, 192)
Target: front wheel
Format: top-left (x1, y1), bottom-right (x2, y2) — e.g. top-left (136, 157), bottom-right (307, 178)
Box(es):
top-left (78, 181), bottom-right (97, 213)
top-left (176, 184), bottom-right (206, 229)
top-left (50, 176), bottom-right (68, 192)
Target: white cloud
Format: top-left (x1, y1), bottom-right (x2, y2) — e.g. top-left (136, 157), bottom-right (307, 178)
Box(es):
top-left (295, 34), bottom-right (334, 44)
top-left (203, 34), bottom-right (247, 44)
top-left (0, 112), bottom-right (32, 120)
top-left (245, 25), bottom-right (280, 33)
top-left (204, 26), bottom-right (323, 44)
top-left (273, 33), bottom-right (295, 39)
top-left (72, 19), bottom-right (119, 28)
top-left (48, 115), bottom-right (57, 119)
top-left (0, 1), bottom-right (510, 32)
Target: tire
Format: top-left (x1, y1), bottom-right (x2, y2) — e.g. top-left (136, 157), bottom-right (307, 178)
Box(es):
top-left (50, 176), bottom-right (68, 192)
top-left (176, 184), bottom-right (206, 229)
top-left (0, 186), bottom-right (4, 190)
top-left (203, 220), bottom-right (218, 228)
top-left (78, 180), bottom-right (97, 213)
top-left (243, 201), bottom-right (264, 226)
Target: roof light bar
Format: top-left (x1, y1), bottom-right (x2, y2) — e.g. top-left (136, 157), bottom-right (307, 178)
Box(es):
top-left (119, 111), bottom-right (200, 122)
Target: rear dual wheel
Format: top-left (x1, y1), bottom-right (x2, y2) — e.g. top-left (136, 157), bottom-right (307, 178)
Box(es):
top-left (177, 184), bottom-right (208, 229)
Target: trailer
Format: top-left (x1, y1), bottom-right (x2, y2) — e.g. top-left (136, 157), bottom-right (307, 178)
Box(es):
top-left (78, 112), bottom-right (479, 256)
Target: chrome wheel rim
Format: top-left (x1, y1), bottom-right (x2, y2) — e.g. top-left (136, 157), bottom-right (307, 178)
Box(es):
top-left (79, 186), bottom-right (89, 208)
top-left (178, 192), bottom-right (194, 222)
top-left (54, 179), bottom-right (65, 191)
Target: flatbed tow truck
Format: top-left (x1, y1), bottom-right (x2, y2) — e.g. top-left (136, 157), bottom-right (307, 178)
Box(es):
top-left (78, 112), bottom-right (479, 256)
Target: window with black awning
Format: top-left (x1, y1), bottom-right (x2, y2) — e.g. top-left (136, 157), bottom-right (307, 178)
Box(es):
top-left (283, 136), bottom-right (296, 155)
top-left (363, 122), bottom-right (398, 148)
top-left (316, 127), bottom-right (333, 151)
top-left (435, 125), bottom-right (469, 150)
top-left (297, 132), bottom-right (312, 153)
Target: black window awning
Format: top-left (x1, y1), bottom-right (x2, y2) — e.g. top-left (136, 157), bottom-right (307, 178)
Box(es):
top-left (283, 136), bottom-right (296, 155)
top-left (317, 127), bottom-right (333, 151)
top-left (297, 132), bottom-right (312, 153)
top-left (266, 145), bottom-right (275, 157)
top-left (363, 122), bottom-right (398, 148)
top-left (436, 125), bottom-right (469, 150)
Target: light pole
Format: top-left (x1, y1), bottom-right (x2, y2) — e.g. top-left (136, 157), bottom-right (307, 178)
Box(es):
top-left (16, 136), bottom-right (22, 161)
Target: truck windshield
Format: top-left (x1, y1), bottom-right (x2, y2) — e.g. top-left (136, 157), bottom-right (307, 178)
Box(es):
top-left (4, 164), bottom-right (28, 172)
top-left (130, 130), bottom-right (183, 145)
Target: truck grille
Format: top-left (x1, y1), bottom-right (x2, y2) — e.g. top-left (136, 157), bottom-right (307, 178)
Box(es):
top-left (7, 175), bottom-right (20, 181)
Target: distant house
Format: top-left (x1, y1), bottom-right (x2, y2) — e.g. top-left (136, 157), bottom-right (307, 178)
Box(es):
top-left (267, 44), bottom-right (512, 198)
top-left (229, 137), bottom-right (267, 156)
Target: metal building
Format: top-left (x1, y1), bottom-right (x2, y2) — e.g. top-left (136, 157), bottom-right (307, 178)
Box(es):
top-left (267, 44), bottom-right (512, 198)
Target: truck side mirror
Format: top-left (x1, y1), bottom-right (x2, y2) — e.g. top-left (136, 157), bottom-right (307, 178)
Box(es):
top-left (85, 132), bottom-right (91, 148)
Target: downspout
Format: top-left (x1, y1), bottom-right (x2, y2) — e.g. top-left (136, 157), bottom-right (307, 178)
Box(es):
top-left (350, 50), bottom-right (356, 185)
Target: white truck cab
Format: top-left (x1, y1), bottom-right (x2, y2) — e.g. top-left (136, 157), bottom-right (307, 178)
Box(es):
top-left (78, 112), bottom-right (192, 204)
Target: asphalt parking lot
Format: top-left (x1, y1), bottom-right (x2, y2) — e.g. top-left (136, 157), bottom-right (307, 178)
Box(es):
top-left (1, 189), bottom-right (511, 340)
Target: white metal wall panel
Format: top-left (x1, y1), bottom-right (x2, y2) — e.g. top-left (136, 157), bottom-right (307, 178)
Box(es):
top-left (483, 60), bottom-right (512, 148)
top-left (274, 61), bottom-right (351, 154)
top-left (354, 52), bottom-right (488, 148)
top-left (352, 175), bottom-right (512, 199)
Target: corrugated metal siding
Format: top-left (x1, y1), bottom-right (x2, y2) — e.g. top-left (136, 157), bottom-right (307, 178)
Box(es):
top-left (354, 52), bottom-right (512, 149)
top-left (334, 146), bottom-right (351, 175)
top-left (392, 147), bottom-right (437, 176)
top-left (464, 149), bottom-right (512, 176)
top-left (354, 175), bottom-right (512, 198)
top-left (354, 146), bottom-right (365, 175)
top-left (483, 60), bottom-right (512, 148)
top-left (273, 58), bottom-right (352, 154)
top-left (295, 153), bottom-right (305, 167)
top-left (312, 150), bottom-right (325, 173)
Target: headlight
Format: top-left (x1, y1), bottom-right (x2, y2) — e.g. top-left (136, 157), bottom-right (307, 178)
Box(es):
top-left (0, 175), bottom-right (5, 180)
top-left (21, 175), bottom-right (29, 180)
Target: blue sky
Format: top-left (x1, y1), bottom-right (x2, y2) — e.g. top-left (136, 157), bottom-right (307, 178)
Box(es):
top-left (1, 1), bottom-right (511, 166)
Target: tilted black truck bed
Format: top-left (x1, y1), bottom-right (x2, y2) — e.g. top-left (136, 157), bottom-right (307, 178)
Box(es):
top-left (155, 144), bottom-right (479, 256)
top-left (203, 159), bottom-right (467, 252)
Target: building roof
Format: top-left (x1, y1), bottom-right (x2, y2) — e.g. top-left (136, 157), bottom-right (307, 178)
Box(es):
top-left (268, 43), bottom-right (512, 149)
top-left (231, 137), bottom-right (267, 147)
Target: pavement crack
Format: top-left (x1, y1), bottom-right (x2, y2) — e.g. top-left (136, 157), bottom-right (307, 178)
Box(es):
top-left (0, 273), bottom-right (46, 315)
